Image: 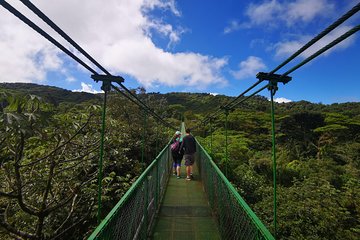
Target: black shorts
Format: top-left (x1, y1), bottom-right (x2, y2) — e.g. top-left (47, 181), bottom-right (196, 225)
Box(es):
top-left (184, 154), bottom-right (195, 166)
top-left (173, 157), bottom-right (182, 167)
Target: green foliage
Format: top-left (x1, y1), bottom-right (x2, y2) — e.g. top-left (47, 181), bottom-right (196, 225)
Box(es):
top-left (1, 83), bottom-right (360, 239)
top-left (196, 94), bottom-right (360, 239)
top-left (0, 87), bottom-right (170, 239)
top-left (0, 83), bottom-right (100, 106)
top-left (256, 177), bottom-right (354, 239)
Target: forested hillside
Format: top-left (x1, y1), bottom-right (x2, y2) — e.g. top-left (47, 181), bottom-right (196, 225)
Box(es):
top-left (194, 99), bottom-right (360, 239)
top-left (0, 83), bottom-right (100, 106)
top-left (0, 83), bottom-right (359, 239)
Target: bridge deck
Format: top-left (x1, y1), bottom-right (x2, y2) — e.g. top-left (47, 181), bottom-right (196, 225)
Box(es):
top-left (151, 164), bottom-right (221, 240)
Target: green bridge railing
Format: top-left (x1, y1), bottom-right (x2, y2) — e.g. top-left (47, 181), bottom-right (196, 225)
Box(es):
top-left (89, 139), bottom-right (274, 239)
top-left (196, 139), bottom-right (274, 240)
top-left (88, 142), bottom-right (172, 240)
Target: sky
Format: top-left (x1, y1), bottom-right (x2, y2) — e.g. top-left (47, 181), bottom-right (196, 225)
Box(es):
top-left (0, 0), bottom-right (359, 104)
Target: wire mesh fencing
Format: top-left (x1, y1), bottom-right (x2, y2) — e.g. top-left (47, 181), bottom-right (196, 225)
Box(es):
top-left (88, 142), bottom-right (172, 240)
top-left (196, 140), bottom-right (275, 240)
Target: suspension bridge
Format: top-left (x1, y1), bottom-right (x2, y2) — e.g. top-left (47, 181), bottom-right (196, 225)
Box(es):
top-left (1, 1), bottom-right (359, 239)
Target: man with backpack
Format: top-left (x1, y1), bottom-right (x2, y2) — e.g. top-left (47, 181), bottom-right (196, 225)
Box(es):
top-left (180, 128), bottom-right (196, 181)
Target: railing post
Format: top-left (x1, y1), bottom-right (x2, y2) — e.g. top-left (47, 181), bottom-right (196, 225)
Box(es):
top-left (155, 124), bottom-right (159, 157)
top-left (204, 122), bottom-right (208, 148)
top-left (269, 81), bottom-right (278, 238)
top-left (256, 72), bottom-right (292, 239)
top-left (97, 81), bottom-right (111, 223)
top-left (141, 110), bottom-right (147, 169)
top-left (155, 157), bottom-right (159, 207)
top-left (144, 178), bottom-right (149, 238)
top-left (224, 109), bottom-right (229, 178)
top-left (210, 118), bottom-right (213, 155)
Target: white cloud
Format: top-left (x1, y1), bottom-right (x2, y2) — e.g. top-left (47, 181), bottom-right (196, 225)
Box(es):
top-left (209, 92), bottom-right (219, 96)
top-left (246, 0), bottom-right (282, 26)
top-left (224, 20), bottom-right (242, 34)
top-left (273, 97), bottom-right (292, 103)
top-left (231, 56), bottom-right (267, 80)
top-left (59, 68), bottom-right (77, 82)
top-left (286, 0), bottom-right (333, 24)
top-left (0, 0), bottom-right (227, 90)
top-left (143, 0), bottom-right (181, 17)
top-left (72, 82), bottom-right (102, 94)
top-left (273, 25), bottom-right (356, 58)
top-left (65, 76), bottom-right (76, 82)
top-left (0, 4), bottom-right (63, 83)
top-left (146, 19), bottom-right (186, 48)
top-left (246, 0), bottom-right (334, 27)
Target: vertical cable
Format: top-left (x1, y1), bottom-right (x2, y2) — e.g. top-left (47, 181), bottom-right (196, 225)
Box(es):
top-left (141, 111), bottom-right (147, 169)
top-left (210, 118), bottom-right (213, 155)
top-left (97, 88), bottom-right (108, 223)
top-left (225, 110), bottom-right (229, 177)
top-left (269, 85), bottom-right (277, 238)
top-left (155, 124), bottom-right (159, 157)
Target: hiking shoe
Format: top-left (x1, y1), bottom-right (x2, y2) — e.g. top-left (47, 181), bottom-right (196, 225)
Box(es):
top-left (186, 177), bottom-right (191, 181)
top-left (190, 173), bottom-right (194, 179)
top-left (177, 176), bottom-right (181, 179)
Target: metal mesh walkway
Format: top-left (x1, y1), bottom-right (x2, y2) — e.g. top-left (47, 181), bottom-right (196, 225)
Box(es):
top-left (151, 164), bottom-right (221, 239)
top-left (88, 139), bottom-right (274, 239)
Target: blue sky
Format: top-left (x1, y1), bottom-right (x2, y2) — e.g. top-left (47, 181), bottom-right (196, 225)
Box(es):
top-left (0, 0), bottom-right (359, 104)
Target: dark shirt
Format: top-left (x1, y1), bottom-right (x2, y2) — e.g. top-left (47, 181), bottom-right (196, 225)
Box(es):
top-left (180, 134), bottom-right (196, 155)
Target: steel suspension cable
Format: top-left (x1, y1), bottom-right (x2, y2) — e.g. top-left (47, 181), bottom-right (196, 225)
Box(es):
top-left (111, 84), bottom-right (173, 130)
top-left (3, 0), bottom-right (174, 130)
top-left (282, 25), bottom-right (360, 76)
top-left (198, 18), bottom-right (359, 126)
top-left (0, 1), bottom-right (97, 75)
top-left (201, 79), bottom-right (263, 125)
top-left (19, 0), bottom-right (110, 75)
top-left (198, 3), bottom-right (360, 128)
top-left (2, 0), bottom-right (177, 225)
top-left (222, 79), bottom-right (263, 110)
top-left (118, 83), bottom-right (174, 129)
top-left (227, 84), bottom-right (269, 110)
top-left (111, 84), bottom-right (145, 108)
top-left (199, 82), bottom-right (269, 128)
top-left (270, 3), bottom-right (360, 75)
top-left (201, 83), bottom-right (269, 125)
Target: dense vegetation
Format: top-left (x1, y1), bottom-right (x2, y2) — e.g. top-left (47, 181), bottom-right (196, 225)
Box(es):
top-left (195, 98), bottom-right (360, 239)
top-left (0, 83), bottom-right (359, 239)
top-left (0, 84), bottom-right (170, 239)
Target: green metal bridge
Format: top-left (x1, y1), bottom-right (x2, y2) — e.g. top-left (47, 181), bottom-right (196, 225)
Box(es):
top-left (1, 1), bottom-right (359, 239)
top-left (88, 137), bottom-right (274, 240)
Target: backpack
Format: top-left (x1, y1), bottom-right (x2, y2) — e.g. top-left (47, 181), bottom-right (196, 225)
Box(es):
top-left (170, 140), bottom-right (180, 152)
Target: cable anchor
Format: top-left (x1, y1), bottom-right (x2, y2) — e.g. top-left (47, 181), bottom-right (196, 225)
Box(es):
top-left (91, 74), bottom-right (125, 92)
top-left (256, 72), bottom-right (292, 96)
top-left (268, 80), bottom-right (278, 96)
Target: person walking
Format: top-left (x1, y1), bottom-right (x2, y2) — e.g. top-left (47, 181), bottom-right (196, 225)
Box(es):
top-left (170, 131), bottom-right (183, 178)
top-left (180, 128), bottom-right (196, 181)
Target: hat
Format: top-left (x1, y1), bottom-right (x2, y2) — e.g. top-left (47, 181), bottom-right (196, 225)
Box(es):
top-left (175, 131), bottom-right (181, 135)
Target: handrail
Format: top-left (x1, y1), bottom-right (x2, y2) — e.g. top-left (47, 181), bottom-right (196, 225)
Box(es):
top-left (196, 139), bottom-right (274, 240)
top-left (89, 138), bottom-right (274, 239)
top-left (88, 141), bottom-right (172, 239)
